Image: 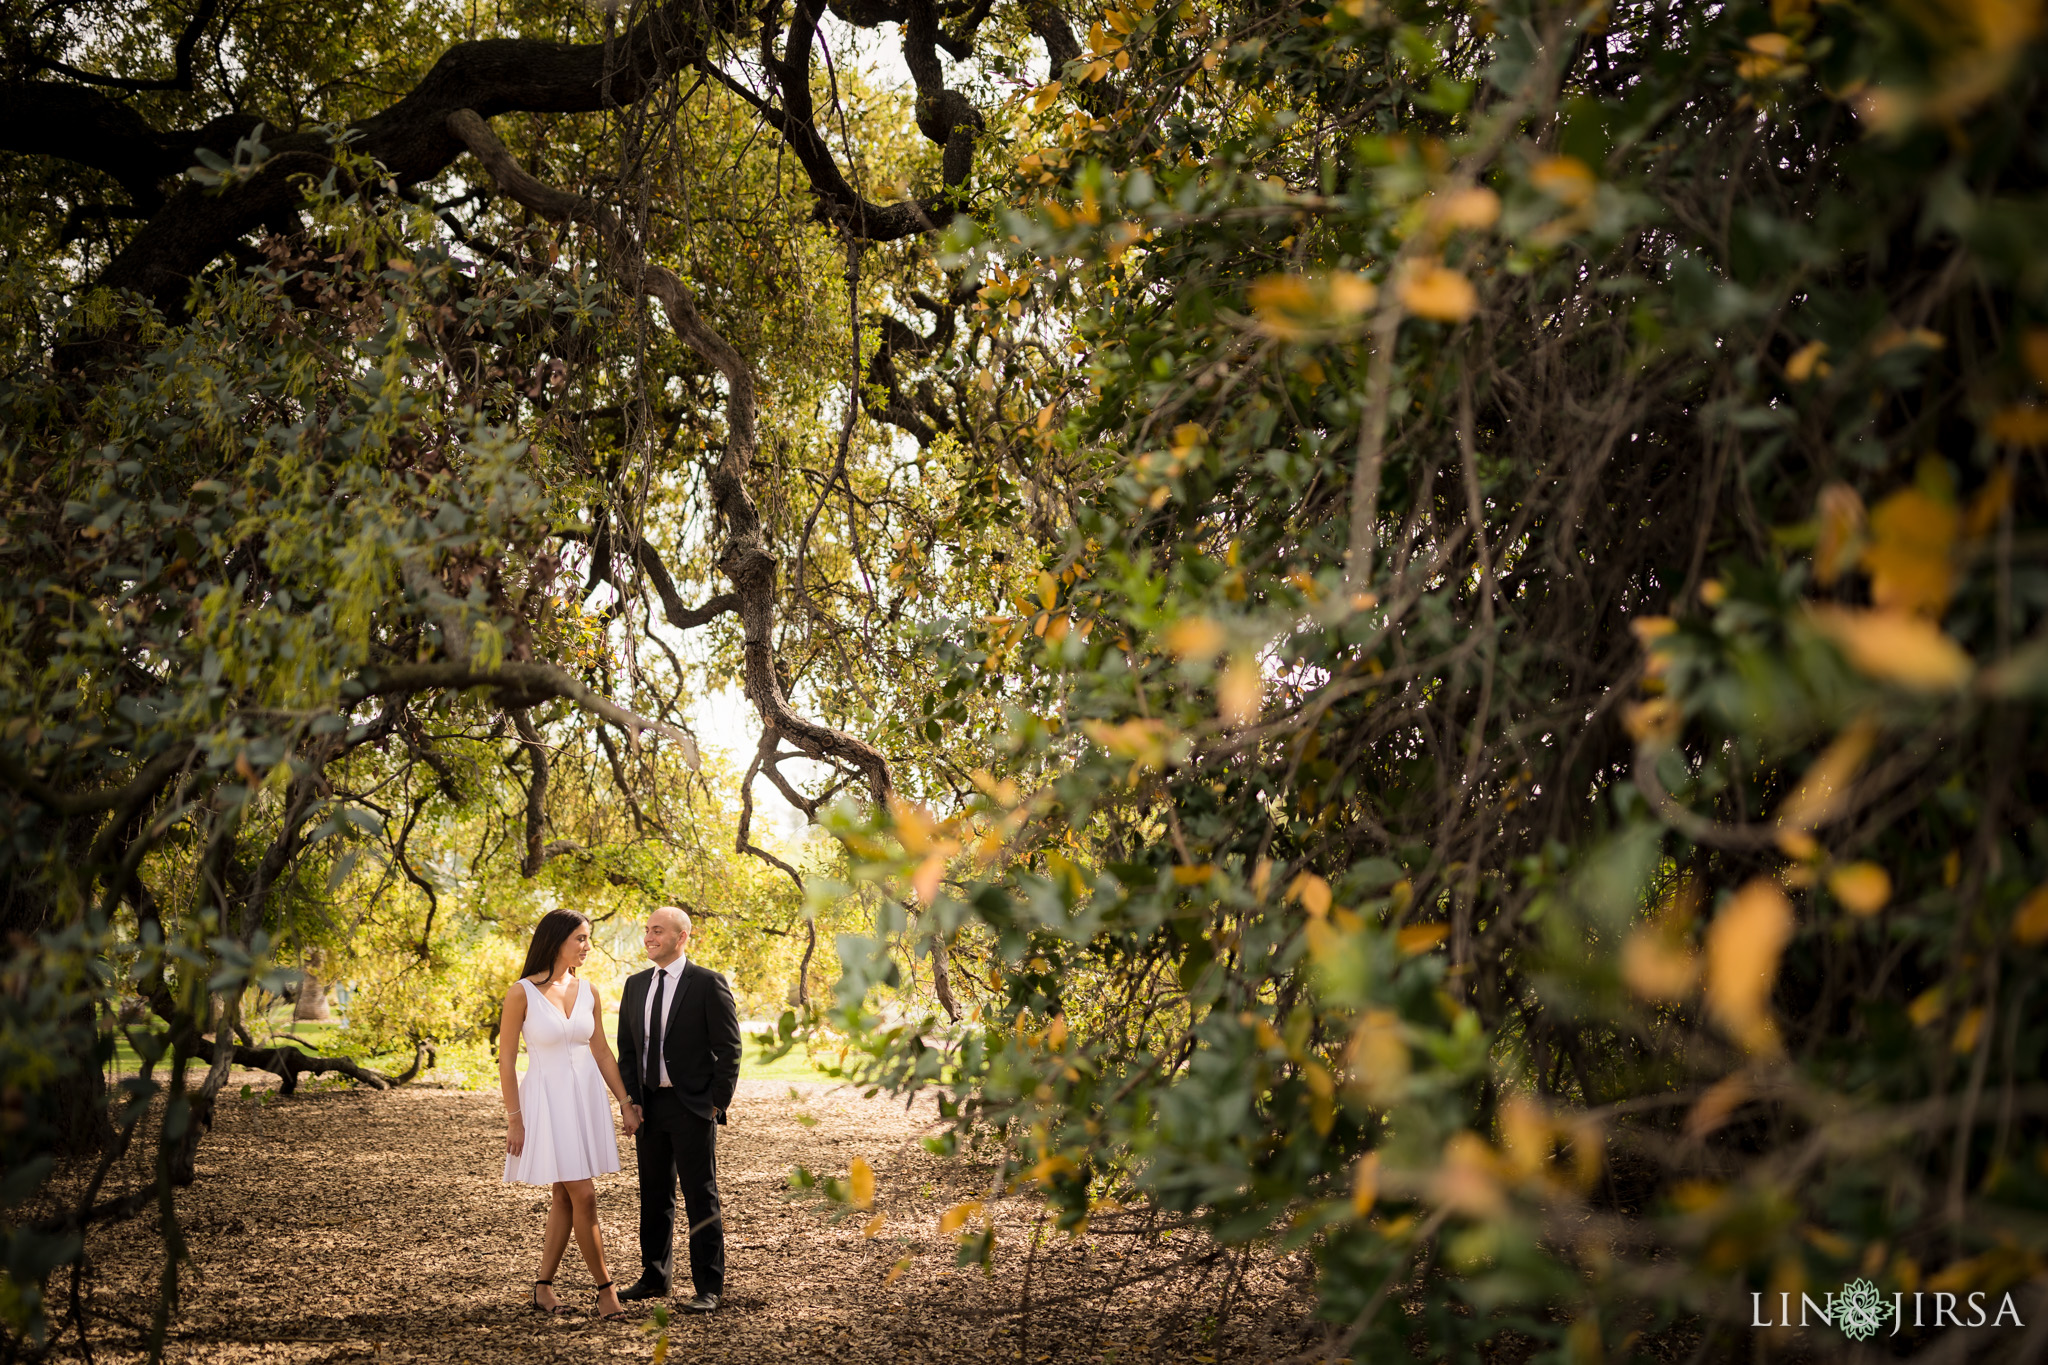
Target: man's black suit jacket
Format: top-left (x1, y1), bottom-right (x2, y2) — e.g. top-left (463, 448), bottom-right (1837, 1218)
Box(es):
top-left (617, 961), bottom-right (742, 1124)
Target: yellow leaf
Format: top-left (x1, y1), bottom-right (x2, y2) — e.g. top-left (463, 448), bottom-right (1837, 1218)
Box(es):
top-left (1952, 1006), bottom-right (1985, 1054)
top-left (1807, 606), bottom-right (1973, 690)
top-left (1621, 926), bottom-right (1698, 1000)
top-left (1046, 1015), bottom-right (1069, 1048)
top-left (888, 794), bottom-right (940, 854)
top-left (2024, 328), bottom-right (2048, 386)
top-left (1396, 261), bottom-right (1478, 322)
top-left (1432, 1131), bottom-right (1506, 1217)
top-left (969, 767), bottom-right (1020, 807)
top-left (1704, 878), bottom-right (1794, 1053)
top-left (1686, 1074), bottom-right (1751, 1138)
top-left (1165, 615), bottom-right (1226, 659)
top-left (911, 853), bottom-right (946, 907)
top-left (1396, 923), bottom-right (1449, 954)
top-left (1219, 655), bottom-right (1262, 727)
top-left (1028, 1153), bottom-right (1079, 1182)
top-left (1989, 404), bottom-right (2048, 446)
top-left (1287, 872), bottom-right (1332, 916)
top-left (884, 1255), bottom-right (913, 1285)
top-left (1622, 696), bottom-right (1681, 745)
top-left (1776, 718), bottom-right (1876, 833)
top-left (1351, 1151), bottom-right (1381, 1216)
top-left (1498, 1095), bottom-right (1550, 1179)
top-left (1428, 186), bottom-right (1501, 232)
top-left (1862, 486), bottom-right (1958, 615)
top-left (1303, 1060), bottom-right (1336, 1134)
top-left (1171, 863), bottom-right (1214, 885)
top-left (938, 1199), bottom-right (983, 1233)
top-left (1530, 155), bottom-right (1596, 207)
top-left (1907, 985), bottom-right (1946, 1027)
top-left (1629, 615), bottom-right (1677, 644)
top-left (1737, 30), bottom-right (1803, 79)
top-left (1326, 270), bottom-right (1377, 315)
top-left (1778, 829), bottom-right (1820, 863)
top-left (1814, 482), bottom-right (1865, 586)
top-left (1081, 717), bottom-right (1174, 773)
top-left (2013, 884), bottom-right (2048, 944)
top-left (1345, 1009), bottom-right (1409, 1104)
top-left (849, 1157), bottom-right (876, 1210)
top-left (1786, 339), bottom-right (1832, 383)
top-left (1247, 271), bottom-right (1377, 337)
top-left (1871, 324), bottom-right (1944, 355)
top-left (862, 1212), bottom-right (887, 1238)
top-left (1827, 862), bottom-right (1892, 916)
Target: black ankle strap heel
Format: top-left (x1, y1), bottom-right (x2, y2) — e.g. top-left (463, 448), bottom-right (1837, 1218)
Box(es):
top-left (594, 1279), bottom-right (629, 1321)
top-left (530, 1279), bottom-right (560, 1315)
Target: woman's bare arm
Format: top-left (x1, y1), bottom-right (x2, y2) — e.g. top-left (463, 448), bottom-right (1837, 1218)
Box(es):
top-left (587, 989), bottom-right (640, 1136)
top-left (498, 982), bottom-right (528, 1155)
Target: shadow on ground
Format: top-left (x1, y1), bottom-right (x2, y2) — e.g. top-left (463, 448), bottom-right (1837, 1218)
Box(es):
top-left (41, 1075), bottom-right (1323, 1362)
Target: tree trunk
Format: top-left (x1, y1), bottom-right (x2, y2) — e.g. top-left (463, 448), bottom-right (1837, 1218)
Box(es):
top-left (292, 949), bottom-right (333, 1022)
top-left (44, 1003), bottom-right (112, 1153)
top-left (1, 866), bottom-right (112, 1153)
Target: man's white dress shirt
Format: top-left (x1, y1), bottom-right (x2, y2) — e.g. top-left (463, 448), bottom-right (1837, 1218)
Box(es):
top-left (642, 954), bottom-right (688, 1088)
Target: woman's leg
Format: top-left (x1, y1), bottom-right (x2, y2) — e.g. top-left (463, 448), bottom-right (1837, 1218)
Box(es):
top-left (564, 1178), bottom-right (621, 1315)
top-left (536, 1183), bottom-right (572, 1309)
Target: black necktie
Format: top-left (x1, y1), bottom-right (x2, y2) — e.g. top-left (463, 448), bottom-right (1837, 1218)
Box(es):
top-left (646, 969), bottom-right (666, 1088)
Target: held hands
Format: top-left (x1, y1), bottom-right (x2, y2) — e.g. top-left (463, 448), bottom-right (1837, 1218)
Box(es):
top-left (621, 1102), bottom-right (643, 1138)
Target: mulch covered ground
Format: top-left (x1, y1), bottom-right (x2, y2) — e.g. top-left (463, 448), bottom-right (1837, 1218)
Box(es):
top-left (41, 1075), bottom-right (1327, 1363)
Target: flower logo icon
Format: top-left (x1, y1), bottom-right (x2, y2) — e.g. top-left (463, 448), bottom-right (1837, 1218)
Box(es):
top-left (1836, 1279), bottom-right (1893, 1341)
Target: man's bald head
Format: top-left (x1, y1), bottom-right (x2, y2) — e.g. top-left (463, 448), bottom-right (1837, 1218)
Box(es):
top-left (643, 904), bottom-right (692, 966)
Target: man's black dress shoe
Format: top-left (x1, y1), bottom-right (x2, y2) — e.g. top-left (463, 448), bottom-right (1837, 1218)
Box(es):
top-left (616, 1279), bottom-right (669, 1302)
top-left (676, 1292), bottom-right (721, 1314)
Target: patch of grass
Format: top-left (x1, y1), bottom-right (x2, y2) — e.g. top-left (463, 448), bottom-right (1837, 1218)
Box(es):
top-left (744, 1041), bottom-right (837, 1084)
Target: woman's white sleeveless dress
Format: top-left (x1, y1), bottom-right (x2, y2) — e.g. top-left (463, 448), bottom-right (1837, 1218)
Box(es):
top-left (503, 977), bottom-right (620, 1185)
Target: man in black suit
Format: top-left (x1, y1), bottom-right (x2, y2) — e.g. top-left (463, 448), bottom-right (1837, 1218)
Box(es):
top-left (615, 905), bottom-right (742, 1312)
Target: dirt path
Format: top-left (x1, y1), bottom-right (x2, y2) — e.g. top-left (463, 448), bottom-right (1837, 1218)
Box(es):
top-left (43, 1076), bottom-right (1322, 1363)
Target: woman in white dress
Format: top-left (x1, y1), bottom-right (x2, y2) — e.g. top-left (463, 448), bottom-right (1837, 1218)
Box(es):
top-left (498, 908), bottom-right (642, 1319)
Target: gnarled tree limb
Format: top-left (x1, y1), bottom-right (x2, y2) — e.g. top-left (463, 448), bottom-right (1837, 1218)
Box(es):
top-left (349, 658), bottom-right (698, 767)
top-left (446, 106), bottom-right (893, 808)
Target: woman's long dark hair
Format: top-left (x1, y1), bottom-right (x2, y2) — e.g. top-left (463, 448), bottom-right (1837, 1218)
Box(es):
top-left (520, 909), bottom-right (590, 983)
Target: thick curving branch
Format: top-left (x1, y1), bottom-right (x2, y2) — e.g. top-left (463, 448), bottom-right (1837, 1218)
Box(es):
top-left (0, 84), bottom-right (267, 212)
top-left (633, 536), bottom-right (741, 630)
top-left (52, 0), bottom-right (741, 312)
top-left (511, 709), bottom-right (582, 876)
top-left (349, 658), bottom-right (700, 768)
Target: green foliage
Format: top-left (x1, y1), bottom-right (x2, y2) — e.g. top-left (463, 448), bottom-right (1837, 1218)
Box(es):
top-left (820, 0), bottom-right (2048, 1357)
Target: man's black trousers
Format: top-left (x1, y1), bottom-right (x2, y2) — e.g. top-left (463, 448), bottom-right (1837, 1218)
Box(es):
top-left (634, 1090), bottom-right (723, 1296)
